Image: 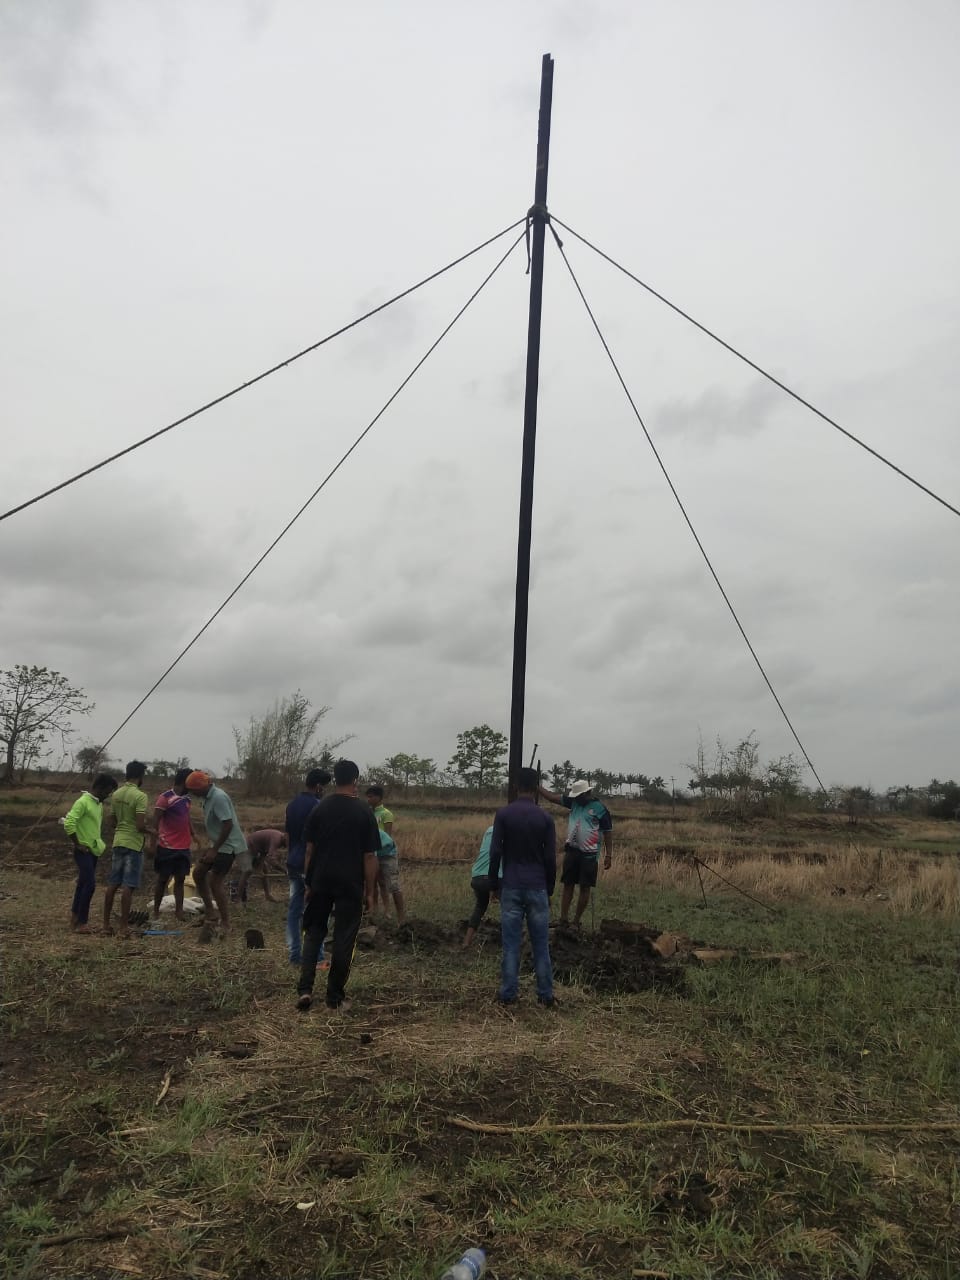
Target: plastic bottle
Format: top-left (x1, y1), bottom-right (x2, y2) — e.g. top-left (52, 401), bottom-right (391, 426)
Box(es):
top-left (439, 1247), bottom-right (487, 1280)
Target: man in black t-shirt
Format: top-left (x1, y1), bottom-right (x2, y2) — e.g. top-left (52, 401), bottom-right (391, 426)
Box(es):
top-left (296, 759), bottom-right (380, 1011)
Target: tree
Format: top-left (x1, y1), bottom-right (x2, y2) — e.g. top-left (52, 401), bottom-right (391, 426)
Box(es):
top-left (384, 753), bottom-right (419, 791)
top-left (148, 757), bottom-right (190, 779)
top-left (368, 753), bottom-right (439, 791)
top-left (415, 757), bottom-right (437, 787)
top-left (75, 744), bottom-right (112, 777)
top-left (548, 760), bottom-right (576, 791)
top-left (0, 665), bottom-right (94, 782)
top-left (233, 691), bottom-right (350, 795)
top-left (447, 725), bottom-right (508, 791)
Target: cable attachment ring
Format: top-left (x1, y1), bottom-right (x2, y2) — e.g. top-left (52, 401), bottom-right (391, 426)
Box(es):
top-left (524, 203), bottom-right (552, 272)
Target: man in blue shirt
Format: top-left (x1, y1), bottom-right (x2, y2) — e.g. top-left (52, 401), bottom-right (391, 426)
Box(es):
top-left (283, 768), bottom-right (330, 965)
top-left (488, 768), bottom-right (557, 1007)
top-left (539, 778), bottom-right (613, 929)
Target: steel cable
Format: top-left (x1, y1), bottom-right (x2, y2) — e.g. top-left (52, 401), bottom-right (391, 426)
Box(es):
top-left (0, 217), bottom-right (526, 524)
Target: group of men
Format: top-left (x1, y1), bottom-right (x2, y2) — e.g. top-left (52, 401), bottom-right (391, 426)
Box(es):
top-left (289, 763), bottom-right (613, 1012)
top-left (64, 762), bottom-right (258, 936)
top-left (63, 755), bottom-right (614, 1014)
top-left (62, 761), bottom-right (406, 953)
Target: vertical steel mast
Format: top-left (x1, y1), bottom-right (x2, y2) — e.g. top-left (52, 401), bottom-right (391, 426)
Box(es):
top-left (507, 53), bottom-right (554, 797)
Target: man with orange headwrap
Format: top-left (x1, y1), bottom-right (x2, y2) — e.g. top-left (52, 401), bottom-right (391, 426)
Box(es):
top-left (184, 771), bottom-right (247, 936)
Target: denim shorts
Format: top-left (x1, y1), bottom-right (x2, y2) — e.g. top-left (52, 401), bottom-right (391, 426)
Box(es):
top-left (109, 846), bottom-right (144, 889)
top-left (377, 855), bottom-right (401, 894)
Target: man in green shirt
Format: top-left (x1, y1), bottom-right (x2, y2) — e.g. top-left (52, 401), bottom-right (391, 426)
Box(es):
top-left (365, 786), bottom-right (394, 834)
top-left (64, 772), bottom-right (117, 934)
top-left (185, 770), bottom-right (247, 936)
top-left (103, 760), bottom-right (148, 938)
top-left (366, 785), bottom-right (404, 921)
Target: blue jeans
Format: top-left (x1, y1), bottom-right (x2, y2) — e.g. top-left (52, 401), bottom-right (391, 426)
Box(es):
top-left (287, 873), bottom-right (323, 965)
top-left (499, 887), bottom-right (553, 1003)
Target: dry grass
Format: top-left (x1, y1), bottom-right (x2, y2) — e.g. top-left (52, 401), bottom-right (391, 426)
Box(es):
top-left (334, 806), bottom-right (960, 917)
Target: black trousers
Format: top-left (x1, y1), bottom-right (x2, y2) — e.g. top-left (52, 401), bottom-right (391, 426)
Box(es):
top-left (469, 875), bottom-right (492, 929)
top-left (297, 879), bottom-right (364, 1007)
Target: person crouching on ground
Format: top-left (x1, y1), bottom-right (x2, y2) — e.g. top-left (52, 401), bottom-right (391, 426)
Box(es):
top-left (103, 760), bottom-right (149, 938)
top-left (538, 778), bottom-right (613, 929)
top-left (63, 773), bottom-right (117, 934)
top-left (150, 766), bottom-right (193, 920)
top-left (185, 770), bottom-right (247, 937)
top-left (238, 828), bottom-right (286, 905)
top-left (297, 759), bottom-right (380, 1013)
top-left (462, 823), bottom-right (500, 948)
top-left (489, 767), bottom-right (558, 1007)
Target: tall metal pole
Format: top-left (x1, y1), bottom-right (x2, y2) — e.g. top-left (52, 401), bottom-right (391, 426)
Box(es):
top-left (508, 53), bottom-right (554, 799)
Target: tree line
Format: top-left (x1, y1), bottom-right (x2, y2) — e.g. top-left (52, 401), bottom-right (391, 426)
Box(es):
top-left (3, 669), bottom-right (958, 820)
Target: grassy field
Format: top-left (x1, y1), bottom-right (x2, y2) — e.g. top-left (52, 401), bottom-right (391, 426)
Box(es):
top-left (2, 788), bottom-right (960, 1279)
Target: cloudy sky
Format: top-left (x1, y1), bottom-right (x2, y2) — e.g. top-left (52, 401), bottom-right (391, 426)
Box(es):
top-left (3, 0), bottom-right (959, 790)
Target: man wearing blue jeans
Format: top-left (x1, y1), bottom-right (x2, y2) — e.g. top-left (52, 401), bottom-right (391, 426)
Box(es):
top-left (489, 767), bottom-right (558, 1007)
top-left (284, 768), bottom-right (330, 965)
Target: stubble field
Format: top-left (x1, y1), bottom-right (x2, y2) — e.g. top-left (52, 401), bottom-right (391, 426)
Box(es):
top-left (2, 786), bottom-right (960, 1279)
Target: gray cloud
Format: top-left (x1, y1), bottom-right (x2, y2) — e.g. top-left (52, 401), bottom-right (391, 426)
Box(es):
top-left (4, 0), bottom-right (960, 790)
top-left (654, 379), bottom-right (785, 445)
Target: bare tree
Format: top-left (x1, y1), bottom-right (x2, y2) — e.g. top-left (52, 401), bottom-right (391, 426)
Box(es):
top-left (233, 691), bottom-right (350, 795)
top-left (0, 665), bottom-right (94, 783)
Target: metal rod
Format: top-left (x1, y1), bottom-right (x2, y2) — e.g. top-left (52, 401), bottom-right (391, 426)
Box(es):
top-left (508, 52), bottom-right (554, 800)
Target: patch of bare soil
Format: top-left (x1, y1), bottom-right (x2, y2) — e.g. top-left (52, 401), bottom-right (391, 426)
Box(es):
top-left (549, 924), bottom-right (687, 995)
top-left (378, 915), bottom-right (686, 995)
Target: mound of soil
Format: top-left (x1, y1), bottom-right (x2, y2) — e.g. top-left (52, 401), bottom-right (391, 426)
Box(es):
top-left (389, 918), bottom-right (458, 951)
top-left (550, 926), bottom-right (686, 995)
top-left (383, 916), bottom-right (684, 994)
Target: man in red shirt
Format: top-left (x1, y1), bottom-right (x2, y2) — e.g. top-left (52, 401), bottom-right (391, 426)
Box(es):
top-left (150, 767), bottom-right (194, 920)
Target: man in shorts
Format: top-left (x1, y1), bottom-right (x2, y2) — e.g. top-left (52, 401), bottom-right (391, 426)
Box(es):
top-left (185, 770), bottom-right (247, 936)
top-left (375, 824), bottom-right (406, 925)
top-left (539, 778), bottom-right (613, 929)
top-left (151, 766), bottom-right (194, 920)
top-left (365, 785), bottom-right (394, 835)
top-left (365, 785), bottom-right (395, 914)
top-left (103, 760), bottom-right (148, 937)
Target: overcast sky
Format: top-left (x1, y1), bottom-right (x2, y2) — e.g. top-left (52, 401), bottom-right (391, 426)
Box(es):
top-left (3, 0), bottom-right (959, 790)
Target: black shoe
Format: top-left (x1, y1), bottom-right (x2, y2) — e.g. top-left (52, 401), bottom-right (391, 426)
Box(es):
top-left (537, 995), bottom-right (560, 1008)
top-left (495, 995), bottom-right (518, 1007)
top-left (296, 993), bottom-right (312, 1011)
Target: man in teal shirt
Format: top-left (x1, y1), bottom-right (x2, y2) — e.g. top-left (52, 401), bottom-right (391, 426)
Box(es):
top-left (462, 824), bottom-right (500, 948)
top-left (185, 770), bottom-right (247, 935)
top-left (539, 778), bottom-right (613, 928)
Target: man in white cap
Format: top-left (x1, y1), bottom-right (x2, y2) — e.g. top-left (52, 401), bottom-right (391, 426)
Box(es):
top-left (538, 778), bottom-right (613, 928)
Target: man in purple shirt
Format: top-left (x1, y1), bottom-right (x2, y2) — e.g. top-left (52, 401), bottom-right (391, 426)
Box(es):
top-left (489, 767), bottom-right (558, 1008)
